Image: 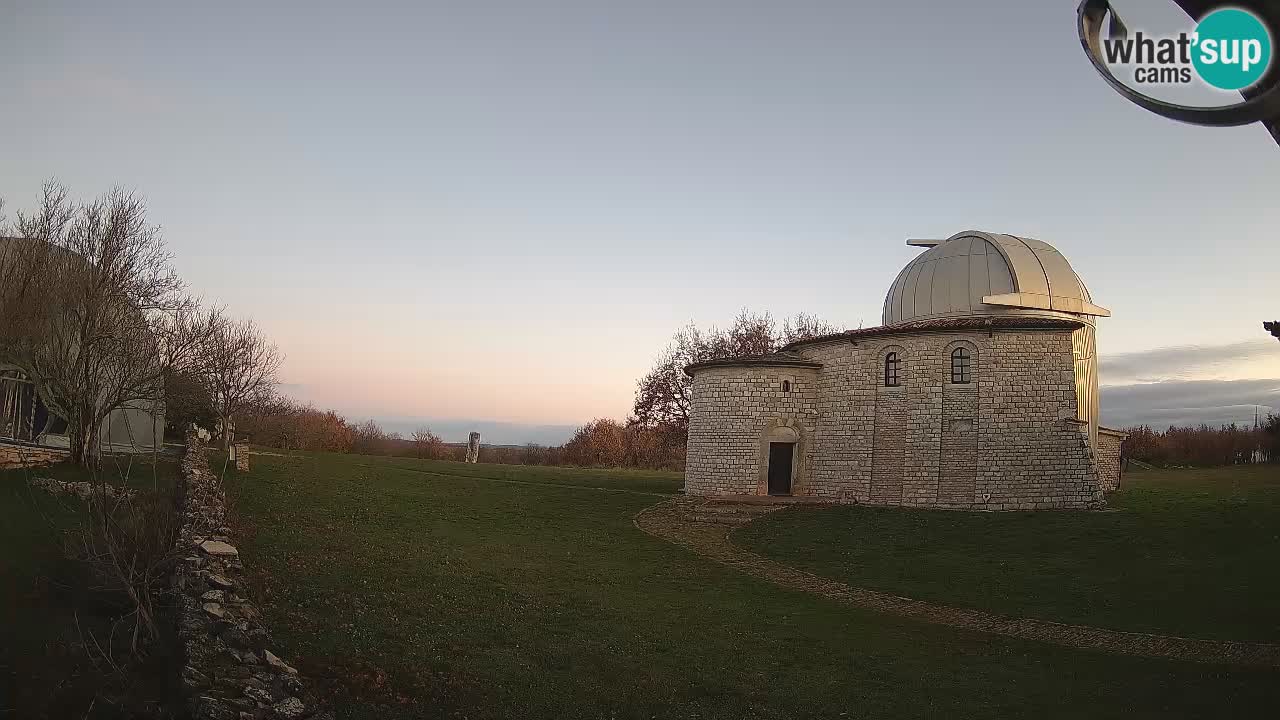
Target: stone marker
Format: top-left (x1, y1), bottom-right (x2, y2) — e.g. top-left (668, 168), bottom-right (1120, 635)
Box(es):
top-left (465, 431), bottom-right (481, 463)
top-left (232, 441), bottom-right (251, 472)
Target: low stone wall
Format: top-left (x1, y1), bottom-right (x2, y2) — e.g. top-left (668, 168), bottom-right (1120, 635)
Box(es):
top-left (27, 476), bottom-right (135, 500)
top-left (173, 431), bottom-right (328, 720)
top-left (0, 442), bottom-right (69, 469)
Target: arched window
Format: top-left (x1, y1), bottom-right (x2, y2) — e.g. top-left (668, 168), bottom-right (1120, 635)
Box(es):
top-left (951, 347), bottom-right (972, 384)
top-left (782, 380), bottom-right (791, 393)
top-left (884, 352), bottom-right (900, 387)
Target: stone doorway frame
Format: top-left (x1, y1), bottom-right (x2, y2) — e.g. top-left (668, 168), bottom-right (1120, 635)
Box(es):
top-left (757, 419), bottom-right (804, 496)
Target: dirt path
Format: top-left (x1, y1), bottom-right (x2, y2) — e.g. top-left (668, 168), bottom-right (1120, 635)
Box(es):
top-left (634, 497), bottom-right (1280, 668)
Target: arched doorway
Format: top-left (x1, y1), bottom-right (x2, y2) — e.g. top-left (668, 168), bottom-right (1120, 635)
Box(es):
top-left (765, 425), bottom-right (799, 496)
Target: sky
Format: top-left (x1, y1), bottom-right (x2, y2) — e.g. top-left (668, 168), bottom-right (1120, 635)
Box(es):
top-left (2, 0), bottom-right (1278, 443)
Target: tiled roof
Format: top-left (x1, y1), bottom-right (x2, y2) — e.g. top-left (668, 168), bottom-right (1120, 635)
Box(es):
top-left (781, 316), bottom-right (1085, 351)
top-left (684, 351), bottom-right (822, 376)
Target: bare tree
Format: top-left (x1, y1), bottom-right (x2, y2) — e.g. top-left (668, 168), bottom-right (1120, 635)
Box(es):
top-left (0, 182), bottom-right (184, 466)
top-left (1, 184), bottom-right (186, 655)
top-left (352, 418), bottom-right (391, 455)
top-left (203, 315), bottom-right (282, 449)
top-left (630, 309), bottom-right (844, 436)
top-left (781, 312), bottom-right (843, 345)
top-left (411, 426), bottom-right (445, 459)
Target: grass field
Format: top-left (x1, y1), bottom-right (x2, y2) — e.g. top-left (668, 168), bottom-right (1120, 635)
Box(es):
top-left (0, 455), bottom-right (183, 719)
top-left (224, 452), bottom-right (1280, 719)
top-left (737, 464), bottom-right (1280, 643)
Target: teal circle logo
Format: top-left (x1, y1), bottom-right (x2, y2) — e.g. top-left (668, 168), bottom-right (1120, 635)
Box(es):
top-left (1191, 8), bottom-right (1273, 90)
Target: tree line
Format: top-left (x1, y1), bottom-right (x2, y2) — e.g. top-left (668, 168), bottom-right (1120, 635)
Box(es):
top-left (1121, 418), bottom-right (1279, 467)
top-left (230, 400), bottom-right (685, 469)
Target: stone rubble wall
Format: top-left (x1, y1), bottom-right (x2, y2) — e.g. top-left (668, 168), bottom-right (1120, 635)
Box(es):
top-left (26, 476), bottom-right (135, 500)
top-left (686, 329), bottom-right (1105, 510)
top-left (174, 430), bottom-right (329, 720)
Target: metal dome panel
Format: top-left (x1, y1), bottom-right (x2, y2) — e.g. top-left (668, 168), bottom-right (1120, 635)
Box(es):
top-left (882, 231), bottom-right (1109, 326)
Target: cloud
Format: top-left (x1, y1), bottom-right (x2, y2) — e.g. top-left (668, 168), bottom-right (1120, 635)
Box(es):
top-left (1100, 378), bottom-right (1280, 429)
top-left (1098, 339), bottom-right (1280, 427)
top-left (1100, 339), bottom-right (1280, 386)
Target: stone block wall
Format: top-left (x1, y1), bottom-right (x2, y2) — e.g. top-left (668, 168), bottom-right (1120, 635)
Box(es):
top-left (685, 365), bottom-right (819, 496)
top-left (869, 385), bottom-right (907, 503)
top-left (972, 331), bottom-right (1103, 509)
top-left (686, 328), bottom-right (1105, 509)
top-left (939, 384), bottom-right (979, 505)
top-left (1096, 427), bottom-right (1128, 492)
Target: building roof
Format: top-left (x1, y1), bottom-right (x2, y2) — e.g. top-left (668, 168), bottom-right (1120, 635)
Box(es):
top-left (883, 231), bottom-right (1109, 327)
top-left (780, 315), bottom-right (1085, 352)
top-left (687, 317), bottom-right (1085, 375)
top-left (684, 351), bottom-right (822, 376)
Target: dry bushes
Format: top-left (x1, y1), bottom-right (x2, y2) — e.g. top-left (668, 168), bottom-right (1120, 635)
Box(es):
top-left (1124, 417), bottom-right (1279, 467)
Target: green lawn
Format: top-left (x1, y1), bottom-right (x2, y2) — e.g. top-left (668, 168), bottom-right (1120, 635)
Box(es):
top-left (225, 453), bottom-right (1280, 719)
top-left (0, 455), bottom-right (183, 719)
top-left (736, 464), bottom-right (1280, 643)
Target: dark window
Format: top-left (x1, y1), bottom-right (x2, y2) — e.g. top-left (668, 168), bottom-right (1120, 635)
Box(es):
top-left (782, 380), bottom-right (791, 393)
top-left (951, 347), bottom-right (972, 384)
top-left (884, 352), bottom-right (900, 387)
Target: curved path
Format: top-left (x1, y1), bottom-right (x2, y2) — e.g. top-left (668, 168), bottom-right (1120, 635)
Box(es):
top-left (635, 497), bottom-right (1280, 668)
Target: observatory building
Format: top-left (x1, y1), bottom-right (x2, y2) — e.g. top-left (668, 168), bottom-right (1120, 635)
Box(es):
top-left (684, 230), bottom-right (1127, 510)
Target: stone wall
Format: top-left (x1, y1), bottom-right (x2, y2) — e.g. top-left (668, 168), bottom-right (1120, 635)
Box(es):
top-left (174, 431), bottom-right (329, 720)
top-left (0, 442), bottom-right (69, 469)
top-left (685, 328), bottom-right (1105, 510)
top-left (685, 365), bottom-right (819, 496)
top-left (1096, 427), bottom-right (1128, 492)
